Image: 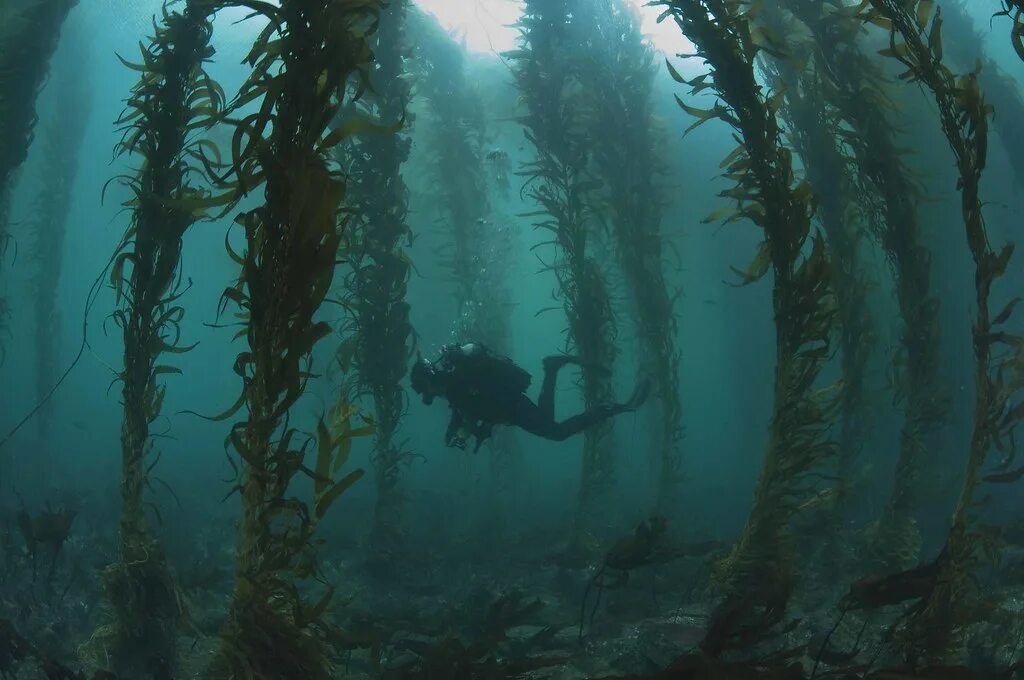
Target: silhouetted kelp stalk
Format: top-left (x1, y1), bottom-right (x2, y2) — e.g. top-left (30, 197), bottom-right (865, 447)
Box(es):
top-left (575, 0), bottom-right (684, 515)
top-left (76, 3), bottom-right (219, 675)
top-left (945, 1), bottom-right (1024, 191)
top-left (0, 0), bottom-right (79, 358)
top-left (861, 0), bottom-right (1024, 662)
top-left (756, 5), bottom-right (877, 551)
top-left (655, 0), bottom-right (838, 654)
top-left (782, 0), bottom-right (947, 572)
top-left (334, 0), bottom-right (414, 562)
top-left (509, 0), bottom-right (619, 547)
top-left (204, 1), bottom-right (380, 675)
top-left (415, 20), bottom-right (489, 327)
top-left (414, 10), bottom-right (526, 536)
top-left (28, 41), bottom-right (92, 459)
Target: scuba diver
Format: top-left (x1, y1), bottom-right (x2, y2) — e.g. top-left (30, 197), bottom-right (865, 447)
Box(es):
top-left (410, 342), bottom-right (650, 452)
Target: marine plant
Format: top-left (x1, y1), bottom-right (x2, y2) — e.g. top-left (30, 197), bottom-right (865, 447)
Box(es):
top-left (204, 0), bottom-right (381, 675)
top-left (413, 9), bottom-right (525, 533)
top-left (861, 0), bottom-right (1024, 662)
top-left (654, 0), bottom-right (837, 653)
top-left (79, 2), bottom-right (219, 675)
top-left (997, 0), bottom-right (1024, 61)
top-left (335, 0), bottom-right (414, 562)
top-left (944, 1), bottom-right (1024, 189)
top-left (784, 0), bottom-right (947, 571)
top-left (0, 0), bottom-right (79, 357)
top-left (508, 0), bottom-right (619, 545)
top-left (27, 39), bottom-right (92, 456)
top-left (756, 4), bottom-right (877, 555)
top-left (574, 0), bottom-right (684, 514)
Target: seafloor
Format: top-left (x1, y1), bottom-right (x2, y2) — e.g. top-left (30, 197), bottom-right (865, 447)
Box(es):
top-left (2, 511), bottom-right (1022, 679)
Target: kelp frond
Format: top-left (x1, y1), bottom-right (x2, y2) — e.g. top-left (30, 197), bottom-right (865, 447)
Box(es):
top-left (509, 0), bottom-right (619, 545)
top-left (574, 0), bottom-right (684, 514)
top-left (81, 2), bottom-right (219, 675)
top-left (777, 0), bottom-right (947, 572)
top-left (862, 0), bottom-right (1024, 663)
top-left (756, 4), bottom-right (878, 562)
top-left (655, 0), bottom-right (837, 654)
top-left (204, 1), bottom-right (382, 677)
top-left (995, 0), bottom-right (1024, 62)
top-left (0, 0), bottom-right (79, 361)
top-left (28, 35), bottom-right (92, 449)
top-left (335, 0), bottom-right (414, 561)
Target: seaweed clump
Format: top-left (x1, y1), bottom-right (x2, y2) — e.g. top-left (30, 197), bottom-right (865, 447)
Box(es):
top-left (80, 2), bottom-right (220, 675)
top-left (509, 0), bottom-right (619, 545)
top-left (206, 1), bottom-right (381, 676)
top-left (862, 0), bottom-right (1024, 663)
top-left (655, 0), bottom-right (837, 653)
top-left (335, 0), bottom-right (414, 562)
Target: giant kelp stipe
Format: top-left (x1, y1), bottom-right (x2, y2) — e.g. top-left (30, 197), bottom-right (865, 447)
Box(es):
top-left (0, 0), bottom-right (1022, 677)
top-left (0, 0), bottom-right (78, 363)
top-left (335, 0), bottom-right (415, 566)
top-left (510, 0), bottom-right (620, 550)
top-left (78, 2), bottom-right (218, 674)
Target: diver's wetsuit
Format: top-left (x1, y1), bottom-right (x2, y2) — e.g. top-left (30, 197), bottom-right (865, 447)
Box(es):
top-left (511, 357), bottom-right (628, 441)
top-left (430, 343), bottom-right (642, 449)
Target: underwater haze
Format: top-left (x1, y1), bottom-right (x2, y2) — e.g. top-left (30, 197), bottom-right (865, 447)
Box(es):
top-left (0, 0), bottom-right (1023, 678)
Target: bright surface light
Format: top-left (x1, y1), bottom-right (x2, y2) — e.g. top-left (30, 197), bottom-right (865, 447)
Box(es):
top-left (413, 0), bottom-right (693, 56)
top-left (630, 2), bottom-right (695, 56)
top-left (415, 0), bottom-right (525, 54)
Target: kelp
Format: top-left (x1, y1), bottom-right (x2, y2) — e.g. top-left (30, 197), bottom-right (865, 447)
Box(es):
top-left (27, 35), bottom-right (91, 454)
top-left (784, 0), bottom-right (947, 571)
top-left (0, 0), bottom-right (79, 221)
top-left (412, 9), bottom-right (525, 541)
top-left (80, 2), bottom-right (218, 675)
top-left (508, 0), bottom-right (619, 546)
top-left (335, 0), bottom-right (413, 562)
top-left (757, 3), bottom-right (877, 558)
top-left (574, 0), bottom-right (685, 514)
top-left (655, 0), bottom-right (837, 654)
top-left (204, 1), bottom-right (381, 676)
top-left (995, 1), bottom-right (1024, 62)
top-left (0, 0), bottom-right (78, 354)
top-left (944, 0), bottom-right (1024, 190)
top-left (861, 0), bottom-right (1024, 663)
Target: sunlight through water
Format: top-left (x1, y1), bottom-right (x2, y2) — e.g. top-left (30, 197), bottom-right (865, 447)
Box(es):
top-left (413, 0), bottom-right (694, 56)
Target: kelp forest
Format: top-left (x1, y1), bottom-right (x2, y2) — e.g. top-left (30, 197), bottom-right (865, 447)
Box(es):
top-left (2, 0), bottom-right (1024, 678)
